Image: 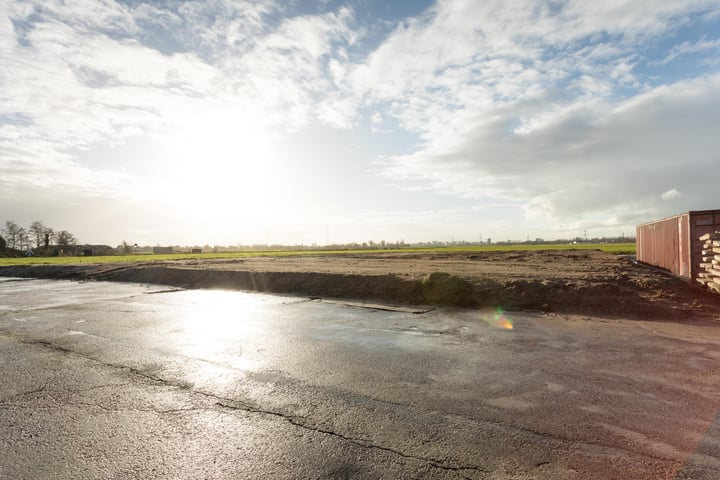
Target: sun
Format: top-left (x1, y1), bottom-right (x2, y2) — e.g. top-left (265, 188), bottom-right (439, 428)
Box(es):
top-left (161, 109), bottom-right (281, 224)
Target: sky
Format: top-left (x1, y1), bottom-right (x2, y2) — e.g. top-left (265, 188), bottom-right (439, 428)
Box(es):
top-left (1, 0), bottom-right (720, 247)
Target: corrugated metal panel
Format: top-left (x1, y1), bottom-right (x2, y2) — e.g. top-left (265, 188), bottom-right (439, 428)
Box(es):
top-left (637, 214), bottom-right (684, 277)
top-left (636, 210), bottom-right (720, 280)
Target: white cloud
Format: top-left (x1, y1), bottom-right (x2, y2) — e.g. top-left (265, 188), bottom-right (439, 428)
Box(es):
top-left (377, 68), bottom-right (720, 231)
top-left (351, 0), bottom-right (720, 234)
top-left (239, 7), bottom-right (360, 128)
top-left (351, 0), bottom-right (719, 105)
top-left (0, 0), bottom-right (360, 196)
top-left (30, 0), bottom-right (137, 35)
top-left (662, 37), bottom-right (720, 64)
top-left (661, 189), bottom-right (682, 201)
top-left (2, 0), bottom-right (720, 244)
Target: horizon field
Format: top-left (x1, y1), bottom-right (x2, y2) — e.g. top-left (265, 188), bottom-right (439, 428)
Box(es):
top-left (0, 243), bottom-right (636, 267)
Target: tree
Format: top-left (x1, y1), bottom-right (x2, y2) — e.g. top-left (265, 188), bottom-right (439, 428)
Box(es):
top-left (2, 220), bottom-right (21, 250)
top-left (17, 227), bottom-right (29, 251)
top-left (29, 221), bottom-right (46, 249)
top-left (0, 235), bottom-right (6, 251)
top-left (55, 230), bottom-right (77, 247)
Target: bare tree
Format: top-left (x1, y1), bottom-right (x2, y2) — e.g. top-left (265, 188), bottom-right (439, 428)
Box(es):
top-left (17, 227), bottom-right (29, 252)
top-left (29, 221), bottom-right (46, 249)
top-left (55, 230), bottom-right (77, 247)
top-left (2, 220), bottom-right (21, 250)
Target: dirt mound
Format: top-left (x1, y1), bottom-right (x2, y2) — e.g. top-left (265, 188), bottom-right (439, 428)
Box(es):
top-left (2, 250), bottom-right (720, 320)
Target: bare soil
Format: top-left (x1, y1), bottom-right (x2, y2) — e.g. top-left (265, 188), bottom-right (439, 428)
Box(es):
top-left (3, 249), bottom-right (720, 320)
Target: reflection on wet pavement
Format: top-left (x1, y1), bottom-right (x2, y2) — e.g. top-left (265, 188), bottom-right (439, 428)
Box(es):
top-left (2, 279), bottom-right (720, 479)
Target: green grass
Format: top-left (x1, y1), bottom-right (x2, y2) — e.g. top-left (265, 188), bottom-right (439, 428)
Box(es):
top-left (0, 243), bottom-right (636, 267)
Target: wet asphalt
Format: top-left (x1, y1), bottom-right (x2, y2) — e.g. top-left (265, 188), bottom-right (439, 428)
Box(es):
top-left (1, 278), bottom-right (720, 479)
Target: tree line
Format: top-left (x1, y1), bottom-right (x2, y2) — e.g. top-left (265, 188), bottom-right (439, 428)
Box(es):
top-left (0, 220), bottom-right (77, 253)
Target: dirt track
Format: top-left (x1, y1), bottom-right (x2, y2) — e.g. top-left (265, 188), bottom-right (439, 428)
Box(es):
top-left (3, 249), bottom-right (720, 320)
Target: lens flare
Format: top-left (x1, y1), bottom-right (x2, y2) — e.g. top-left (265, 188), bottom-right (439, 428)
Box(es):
top-left (481, 306), bottom-right (514, 330)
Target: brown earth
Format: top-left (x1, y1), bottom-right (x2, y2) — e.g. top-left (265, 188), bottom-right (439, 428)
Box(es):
top-left (3, 249), bottom-right (720, 321)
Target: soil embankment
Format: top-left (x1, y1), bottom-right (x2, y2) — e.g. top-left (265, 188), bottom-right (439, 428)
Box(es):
top-left (3, 250), bottom-right (720, 320)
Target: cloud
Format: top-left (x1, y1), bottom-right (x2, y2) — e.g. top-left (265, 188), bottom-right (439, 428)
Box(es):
top-left (0, 0), bottom-right (360, 197)
top-left (2, 0), bottom-right (720, 243)
top-left (237, 7), bottom-right (360, 129)
top-left (661, 189), bottom-right (682, 201)
top-left (661, 37), bottom-right (720, 64)
top-left (351, 0), bottom-right (720, 104)
top-left (354, 0), bottom-right (720, 232)
top-left (381, 73), bottom-right (720, 226)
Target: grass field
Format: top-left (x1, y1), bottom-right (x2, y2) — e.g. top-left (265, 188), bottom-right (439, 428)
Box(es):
top-left (0, 243), bottom-right (636, 267)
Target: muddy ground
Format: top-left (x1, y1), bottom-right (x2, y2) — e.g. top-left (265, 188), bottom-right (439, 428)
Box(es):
top-left (3, 249), bottom-right (720, 320)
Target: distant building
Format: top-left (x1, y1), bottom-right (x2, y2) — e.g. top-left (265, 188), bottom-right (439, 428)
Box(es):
top-left (77, 245), bottom-right (116, 256)
top-left (152, 246), bottom-right (174, 254)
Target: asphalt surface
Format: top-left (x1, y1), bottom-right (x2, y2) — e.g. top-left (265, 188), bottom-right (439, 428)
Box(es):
top-left (1, 278), bottom-right (720, 479)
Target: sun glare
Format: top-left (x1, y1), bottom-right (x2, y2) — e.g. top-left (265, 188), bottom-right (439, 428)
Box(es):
top-left (178, 290), bottom-right (269, 372)
top-left (481, 306), bottom-right (514, 330)
top-left (162, 110), bottom-right (282, 224)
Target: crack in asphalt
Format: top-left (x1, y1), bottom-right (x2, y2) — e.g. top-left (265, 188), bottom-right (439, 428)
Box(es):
top-left (143, 288), bottom-right (185, 295)
top-left (0, 382), bottom-right (137, 407)
top-left (16, 336), bottom-right (714, 476)
top-left (17, 338), bottom-right (487, 477)
top-left (426, 407), bottom-right (694, 469)
top-left (463, 415), bottom-right (686, 467)
top-left (214, 399), bottom-right (488, 478)
top-left (0, 383), bottom-right (50, 403)
top-left (0, 400), bottom-right (204, 416)
top-left (76, 382), bottom-right (133, 392)
top-left (66, 402), bottom-right (205, 414)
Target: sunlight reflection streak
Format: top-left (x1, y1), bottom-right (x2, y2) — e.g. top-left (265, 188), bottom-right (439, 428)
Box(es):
top-left (178, 290), bottom-right (271, 373)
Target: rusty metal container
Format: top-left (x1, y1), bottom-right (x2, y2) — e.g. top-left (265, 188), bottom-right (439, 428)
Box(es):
top-left (637, 210), bottom-right (720, 280)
